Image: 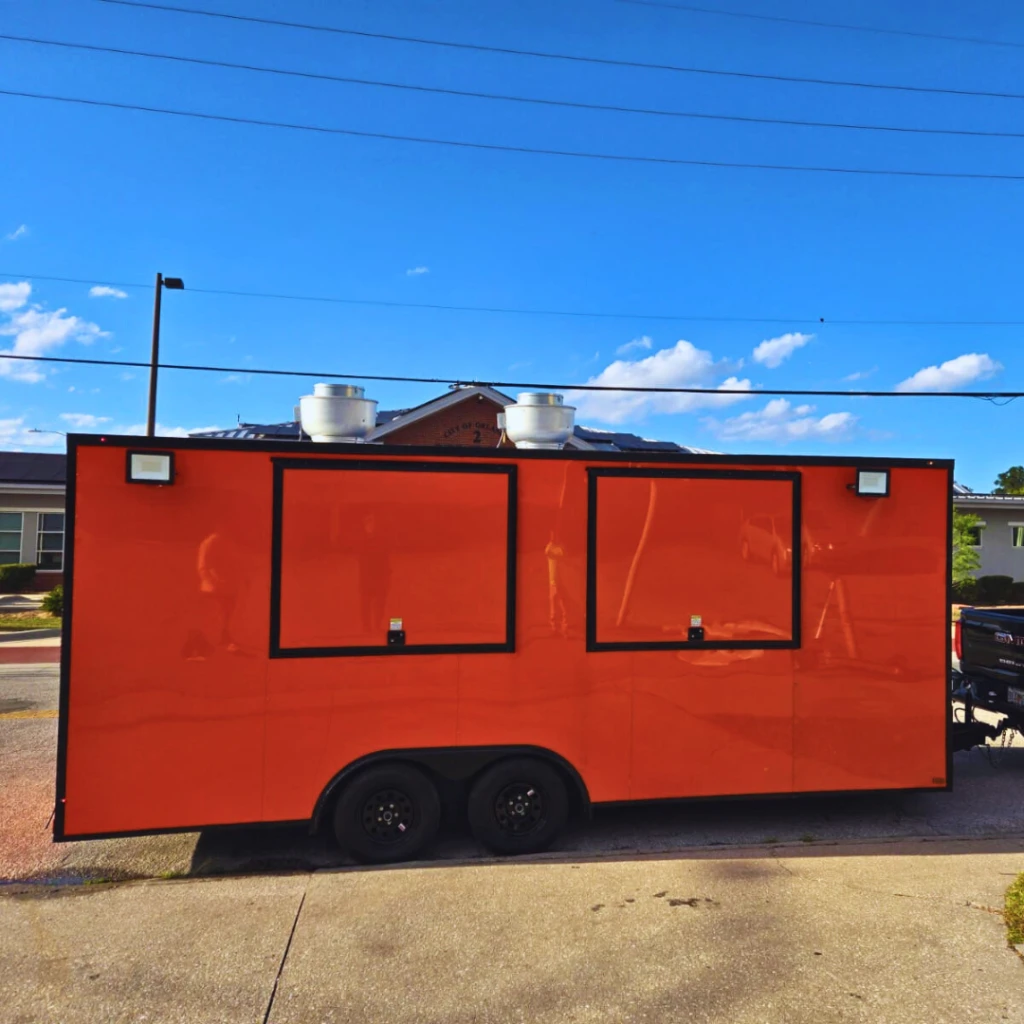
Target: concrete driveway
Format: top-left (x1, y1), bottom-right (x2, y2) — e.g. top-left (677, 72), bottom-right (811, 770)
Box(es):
top-left (2, 842), bottom-right (1022, 1024)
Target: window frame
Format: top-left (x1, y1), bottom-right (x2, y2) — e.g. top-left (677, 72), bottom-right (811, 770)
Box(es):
top-left (0, 510), bottom-right (24, 566)
top-left (269, 458), bottom-right (517, 659)
top-left (1010, 523), bottom-right (1024, 549)
top-left (36, 511), bottom-right (65, 573)
top-left (585, 467), bottom-right (802, 652)
top-left (965, 522), bottom-right (985, 548)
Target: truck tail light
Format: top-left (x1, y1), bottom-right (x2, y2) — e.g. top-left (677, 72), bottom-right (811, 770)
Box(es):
top-left (954, 619), bottom-right (962, 661)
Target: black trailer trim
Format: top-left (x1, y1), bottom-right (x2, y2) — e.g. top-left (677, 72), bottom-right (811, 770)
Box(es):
top-left (55, 435), bottom-right (954, 842)
top-left (66, 432), bottom-right (954, 471)
top-left (52, 439), bottom-right (77, 841)
top-left (269, 458), bottom-right (518, 658)
top-left (585, 467), bottom-right (801, 652)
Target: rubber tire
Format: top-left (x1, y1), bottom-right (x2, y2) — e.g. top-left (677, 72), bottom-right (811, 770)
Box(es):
top-left (467, 758), bottom-right (569, 856)
top-left (333, 764), bottom-right (441, 865)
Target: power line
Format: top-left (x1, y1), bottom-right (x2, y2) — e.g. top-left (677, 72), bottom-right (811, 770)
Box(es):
top-left (8, 32), bottom-right (1024, 142)
top-left (0, 352), bottom-right (1020, 399)
top-left (616, 0), bottom-right (1024, 51)
top-left (92, 0), bottom-right (1024, 103)
top-left (6, 271), bottom-right (1024, 328)
top-left (6, 88), bottom-right (1024, 182)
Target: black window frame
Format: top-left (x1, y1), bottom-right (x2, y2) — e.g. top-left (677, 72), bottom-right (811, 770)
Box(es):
top-left (270, 458), bottom-right (517, 659)
top-left (585, 466), bottom-right (802, 652)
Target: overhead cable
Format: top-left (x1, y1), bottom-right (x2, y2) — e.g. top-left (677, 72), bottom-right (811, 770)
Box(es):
top-left (6, 33), bottom-right (1024, 141)
top-left (5, 271), bottom-right (1024, 327)
top-left (615, 0), bottom-right (1024, 51)
top-left (0, 352), bottom-right (1020, 399)
top-left (91, 0), bottom-right (1024, 102)
top-left (5, 89), bottom-right (1024, 182)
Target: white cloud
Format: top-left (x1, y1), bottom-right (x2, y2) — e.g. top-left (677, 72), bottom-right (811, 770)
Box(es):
top-left (0, 282), bottom-right (31, 312)
top-left (751, 332), bottom-right (813, 369)
top-left (0, 281), bottom-right (108, 382)
top-left (89, 285), bottom-right (128, 299)
top-left (60, 413), bottom-right (111, 429)
top-left (568, 339), bottom-right (752, 424)
top-left (896, 353), bottom-right (1002, 392)
top-left (4, 225), bottom-right (27, 242)
top-left (119, 372), bottom-right (136, 381)
top-left (844, 367), bottom-right (876, 382)
top-left (406, 266), bottom-right (429, 276)
top-left (707, 398), bottom-right (856, 443)
top-left (616, 335), bottom-right (653, 356)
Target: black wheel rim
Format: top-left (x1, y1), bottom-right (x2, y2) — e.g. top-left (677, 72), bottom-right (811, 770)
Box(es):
top-left (494, 782), bottom-right (546, 836)
top-left (361, 788), bottom-right (416, 844)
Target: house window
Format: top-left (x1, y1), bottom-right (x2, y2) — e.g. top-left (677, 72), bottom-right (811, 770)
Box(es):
top-left (1012, 525), bottom-right (1024, 548)
top-left (36, 513), bottom-right (64, 571)
top-left (0, 512), bottom-right (22, 565)
top-left (965, 526), bottom-right (983, 547)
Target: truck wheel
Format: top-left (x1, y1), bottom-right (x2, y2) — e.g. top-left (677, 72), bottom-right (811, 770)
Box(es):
top-left (333, 764), bottom-right (441, 864)
top-left (467, 758), bottom-right (568, 856)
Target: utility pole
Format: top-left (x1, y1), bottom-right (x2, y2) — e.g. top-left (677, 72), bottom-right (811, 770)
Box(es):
top-left (146, 273), bottom-right (184, 437)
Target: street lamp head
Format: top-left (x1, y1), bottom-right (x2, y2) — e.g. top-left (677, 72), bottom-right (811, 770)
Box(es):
top-left (163, 277), bottom-right (185, 290)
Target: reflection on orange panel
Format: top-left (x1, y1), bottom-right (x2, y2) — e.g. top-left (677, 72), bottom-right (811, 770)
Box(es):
top-left (594, 474), bottom-right (795, 645)
top-left (279, 466), bottom-right (510, 650)
top-left (66, 445), bottom-right (270, 835)
top-left (793, 466), bottom-right (949, 791)
top-left (630, 648), bottom-right (794, 799)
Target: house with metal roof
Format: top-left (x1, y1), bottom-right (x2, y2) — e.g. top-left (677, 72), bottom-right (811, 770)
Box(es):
top-left (192, 384), bottom-right (716, 454)
top-left (953, 483), bottom-right (1024, 579)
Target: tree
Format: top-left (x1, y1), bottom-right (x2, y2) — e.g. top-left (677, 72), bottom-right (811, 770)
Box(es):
top-left (953, 508), bottom-right (982, 583)
top-left (993, 466), bottom-right (1024, 495)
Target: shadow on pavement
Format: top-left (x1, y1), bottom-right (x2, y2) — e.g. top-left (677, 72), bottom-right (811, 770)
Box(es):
top-left (189, 747), bottom-right (1024, 877)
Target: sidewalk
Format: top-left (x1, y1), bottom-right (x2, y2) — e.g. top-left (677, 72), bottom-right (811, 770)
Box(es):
top-left (1, 840), bottom-right (1021, 1024)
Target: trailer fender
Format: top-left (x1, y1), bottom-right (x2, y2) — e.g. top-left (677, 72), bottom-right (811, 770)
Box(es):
top-left (310, 745), bottom-right (592, 834)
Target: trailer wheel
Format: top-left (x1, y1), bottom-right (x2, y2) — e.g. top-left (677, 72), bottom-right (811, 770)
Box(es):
top-left (332, 764), bottom-right (441, 864)
top-left (467, 758), bottom-right (568, 856)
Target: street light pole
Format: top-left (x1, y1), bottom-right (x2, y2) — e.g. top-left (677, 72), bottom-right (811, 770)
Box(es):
top-left (146, 273), bottom-right (184, 438)
top-left (146, 273), bottom-right (163, 437)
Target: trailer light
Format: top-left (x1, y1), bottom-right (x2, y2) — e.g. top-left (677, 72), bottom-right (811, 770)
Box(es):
top-left (853, 468), bottom-right (889, 497)
top-left (127, 450), bottom-right (175, 485)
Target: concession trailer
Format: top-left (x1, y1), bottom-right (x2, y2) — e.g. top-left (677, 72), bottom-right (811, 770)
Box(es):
top-left (54, 388), bottom-right (953, 862)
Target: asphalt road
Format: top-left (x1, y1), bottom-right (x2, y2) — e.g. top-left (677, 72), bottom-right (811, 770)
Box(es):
top-left (2, 664), bottom-right (1022, 884)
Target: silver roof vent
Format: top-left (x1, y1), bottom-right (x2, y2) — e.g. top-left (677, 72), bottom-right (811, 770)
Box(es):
top-left (299, 383), bottom-right (377, 443)
top-left (503, 392), bottom-right (575, 450)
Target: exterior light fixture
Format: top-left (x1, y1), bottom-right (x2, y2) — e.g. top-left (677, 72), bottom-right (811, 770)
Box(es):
top-left (853, 468), bottom-right (889, 497)
top-left (127, 450), bottom-right (175, 485)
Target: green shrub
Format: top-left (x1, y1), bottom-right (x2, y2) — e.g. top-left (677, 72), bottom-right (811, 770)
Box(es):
top-left (952, 577), bottom-right (978, 605)
top-left (41, 584), bottom-right (63, 617)
top-left (0, 563), bottom-right (36, 592)
top-left (977, 575), bottom-right (1015, 605)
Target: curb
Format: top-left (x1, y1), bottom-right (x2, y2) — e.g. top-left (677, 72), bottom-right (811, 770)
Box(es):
top-left (0, 629), bottom-right (61, 643)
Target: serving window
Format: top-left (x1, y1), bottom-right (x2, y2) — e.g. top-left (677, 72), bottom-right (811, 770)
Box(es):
top-left (586, 468), bottom-right (800, 651)
top-left (272, 459), bottom-right (516, 657)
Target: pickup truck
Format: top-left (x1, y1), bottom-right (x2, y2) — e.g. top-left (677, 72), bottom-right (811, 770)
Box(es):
top-left (952, 607), bottom-right (1024, 749)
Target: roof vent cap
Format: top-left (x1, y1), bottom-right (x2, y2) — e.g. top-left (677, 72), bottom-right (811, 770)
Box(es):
top-left (504, 392), bottom-right (575, 450)
top-left (299, 383), bottom-right (377, 443)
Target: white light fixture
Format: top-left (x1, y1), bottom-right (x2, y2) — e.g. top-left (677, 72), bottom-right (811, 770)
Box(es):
top-left (854, 468), bottom-right (889, 497)
top-left (127, 450), bottom-right (175, 485)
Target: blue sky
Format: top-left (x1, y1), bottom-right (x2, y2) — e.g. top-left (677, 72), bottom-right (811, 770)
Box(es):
top-left (1, 0), bottom-right (1022, 490)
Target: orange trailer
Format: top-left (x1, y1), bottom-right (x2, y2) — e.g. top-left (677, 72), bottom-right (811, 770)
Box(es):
top-left (55, 435), bottom-right (953, 861)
